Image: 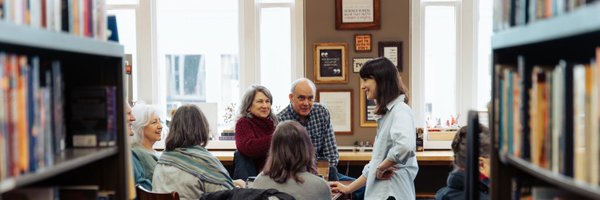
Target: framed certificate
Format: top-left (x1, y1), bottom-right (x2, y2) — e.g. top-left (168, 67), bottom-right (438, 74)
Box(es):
top-left (378, 41), bottom-right (403, 72)
top-left (317, 90), bottom-right (353, 135)
top-left (335, 0), bottom-right (381, 30)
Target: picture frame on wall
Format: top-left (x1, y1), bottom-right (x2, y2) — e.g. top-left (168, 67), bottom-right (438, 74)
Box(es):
top-left (314, 43), bottom-right (349, 83)
top-left (354, 34), bottom-right (372, 52)
top-left (353, 57), bottom-right (373, 73)
top-left (335, 0), bottom-right (381, 30)
top-left (317, 90), bottom-right (353, 135)
top-left (378, 41), bottom-right (403, 72)
top-left (359, 79), bottom-right (377, 127)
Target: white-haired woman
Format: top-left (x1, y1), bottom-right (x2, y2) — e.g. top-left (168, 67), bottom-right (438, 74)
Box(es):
top-left (131, 103), bottom-right (163, 189)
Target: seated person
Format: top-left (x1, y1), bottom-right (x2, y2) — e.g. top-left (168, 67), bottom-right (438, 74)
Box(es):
top-left (152, 105), bottom-right (243, 200)
top-left (251, 120), bottom-right (331, 200)
top-left (435, 124), bottom-right (491, 200)
top-left (131, 103), bottom-right (163, 189)
top-left (235, 85), bottom-right (278, 176)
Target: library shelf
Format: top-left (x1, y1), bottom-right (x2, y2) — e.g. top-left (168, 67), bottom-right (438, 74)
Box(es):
top-left (0, 21), bottom-right (123, 57)
top-left (501, 153), bottom-right (600, 199)
top-left (0, 147), bottom-right (118, 193)
top-left (492, 2), bottom-right (600, 49)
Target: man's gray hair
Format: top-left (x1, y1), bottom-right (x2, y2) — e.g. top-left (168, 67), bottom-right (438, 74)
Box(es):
top-left (290, 78), bottom-right (317, 94)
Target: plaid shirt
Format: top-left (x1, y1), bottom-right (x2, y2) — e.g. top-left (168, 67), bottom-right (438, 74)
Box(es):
top-left (277, 103), bottom-right (340, 167)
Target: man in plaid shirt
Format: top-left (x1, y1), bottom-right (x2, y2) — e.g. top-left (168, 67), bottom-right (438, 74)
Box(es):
top-left (277, 78), bottom-right (340, 167)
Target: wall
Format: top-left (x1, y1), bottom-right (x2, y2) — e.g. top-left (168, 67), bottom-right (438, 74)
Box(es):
top-left (305, 0), bottom-right (411, 146)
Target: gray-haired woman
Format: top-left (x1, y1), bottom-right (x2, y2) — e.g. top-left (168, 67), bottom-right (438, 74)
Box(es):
top-left (131, 103), bottom-right (163, 189)
top-left (235, 85), bottom-right (278, 171)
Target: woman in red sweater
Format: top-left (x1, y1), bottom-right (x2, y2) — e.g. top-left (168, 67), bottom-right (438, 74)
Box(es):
top-left (235, 85), bottom-right (279, 170)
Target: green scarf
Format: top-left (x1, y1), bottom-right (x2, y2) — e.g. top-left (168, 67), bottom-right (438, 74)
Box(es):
top-left (158, 145), bottom-right (234, 189)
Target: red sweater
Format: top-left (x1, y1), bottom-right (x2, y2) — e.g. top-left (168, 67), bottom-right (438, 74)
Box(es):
top-left (235, 116), bottom-right (275, 170)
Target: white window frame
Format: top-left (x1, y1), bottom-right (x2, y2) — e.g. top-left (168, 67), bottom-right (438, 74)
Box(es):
top-left (132, 0), bottom-right (303, 106)
top-left (411, 0), bottom-right (478, 127)
top-left (241, 0), bottom-right (304, 93)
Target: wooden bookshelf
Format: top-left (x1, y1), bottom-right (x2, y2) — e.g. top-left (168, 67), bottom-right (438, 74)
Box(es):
top-left (491, 1), bottom-right (600, 199)
top-left (0, 22), bottom-right (122, 57)
top-left (0, 13), bottom-right (128, 200)
top-left (0, 147), bottom-right (118, 193)
top-left (493, 2), bottom-right (600, 50)
top-left (501, 153), bottom-right (600, 199)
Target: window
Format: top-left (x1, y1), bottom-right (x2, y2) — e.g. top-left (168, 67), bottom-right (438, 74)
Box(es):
top-left (423, 4), bottom-right (458, 128)
top-left (413, 0), bottom-right (493, 128)
top-left (477, 0), bottom-right (493, 111)
top-left (149, 0), bottom-right (302, 136)
top-left (165, 55), bottom-right (206, 101)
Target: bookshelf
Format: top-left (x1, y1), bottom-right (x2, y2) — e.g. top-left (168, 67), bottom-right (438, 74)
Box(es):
top-left (0, 15), bottom-right (128, 200)
top-left (491, 1), bottom-right (600, 199)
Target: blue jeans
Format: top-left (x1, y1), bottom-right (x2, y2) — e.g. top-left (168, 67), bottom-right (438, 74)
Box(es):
top-left (338, 172), bottom-right (365, 200)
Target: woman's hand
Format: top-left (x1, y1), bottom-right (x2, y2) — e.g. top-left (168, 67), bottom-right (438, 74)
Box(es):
top-left (330, 181), bottom-right (351, 194)
top-left (233, 179), bottom-right (246, 188)
top-left (376, 166), bottom-right (399, 180)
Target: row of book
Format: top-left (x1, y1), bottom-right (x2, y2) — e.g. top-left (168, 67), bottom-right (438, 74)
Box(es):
top-left (0, 0), bottom-right (107, 40)
top-left (497, 47), bottom-right (600, 185)
top-left (0, 52), bottom-right (65, 181)
top-left (2, 185), bottom-right (115, 200)
top-left (493, 0), bottom-right (595, 32)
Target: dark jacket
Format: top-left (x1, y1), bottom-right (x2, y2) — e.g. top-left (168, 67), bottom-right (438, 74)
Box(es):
top-left (200, 188), bottom-right (295, 200)
top-left (435, 170), bottom-right (490, 200)
top-left (233, 150), bottom-right (259, 180)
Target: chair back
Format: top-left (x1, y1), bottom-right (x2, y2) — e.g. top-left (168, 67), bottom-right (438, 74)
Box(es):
top-left (136, 185), bottom-right (180, 200)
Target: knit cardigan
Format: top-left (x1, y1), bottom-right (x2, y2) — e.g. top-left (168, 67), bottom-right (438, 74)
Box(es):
top-left (235, 116), bottom-right (276, 170)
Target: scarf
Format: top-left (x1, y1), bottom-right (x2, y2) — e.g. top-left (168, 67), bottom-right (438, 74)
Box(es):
top-left (158, 145), bottom-right (234, 189)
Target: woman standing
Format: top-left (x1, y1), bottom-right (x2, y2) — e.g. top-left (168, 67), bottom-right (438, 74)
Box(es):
top-left (131, 103), bottom-right (163, 189)
top-left (331, 57), bottom-right (419, 199)
top-left (235, 85), bottom-right (278, 170)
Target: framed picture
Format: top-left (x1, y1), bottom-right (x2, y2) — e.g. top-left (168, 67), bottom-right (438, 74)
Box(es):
top-left (359, 79), bottom-right (377, 127)
top-left (354, 34), bottom-right (372, 52)
top-left (378, 41), bottom-right (403, 72)
top-left (317, 90), bottom-right (353, 135)
top-left (335, 0), bottom-right (381, 30)
top-left (314, 43), bottom-right (349, 83)
top-left (353, 57), bottom-right (373, 73)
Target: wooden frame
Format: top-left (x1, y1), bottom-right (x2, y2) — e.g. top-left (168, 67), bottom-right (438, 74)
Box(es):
top-left (317, 90), bottom-right (353, 135)
top-left (353, 57), bottom-right (373, 73)
top-left (354, 34), bottom-right (372, 52)
top-left (378, 41), bottom-right (403, 72)
top-left (335, 0), bottom-right (381, 30)
top-left (314, 43), bottom-right (349, 83)
top-left (359, 79), bottom-right (377, 127)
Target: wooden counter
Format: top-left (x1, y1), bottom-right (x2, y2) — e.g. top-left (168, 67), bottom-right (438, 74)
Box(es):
top-left (210, 150), bottom-right (453, 166)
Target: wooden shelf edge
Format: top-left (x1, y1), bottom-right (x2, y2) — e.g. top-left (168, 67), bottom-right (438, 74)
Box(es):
top-left (0, 22), bottom-right (123, 57)
top-left (0, 147), bottom-right (118, 193)
top-left (492, 2), bottom-right (600, 49)
top-left (500, 152), bottom-right (600, 199)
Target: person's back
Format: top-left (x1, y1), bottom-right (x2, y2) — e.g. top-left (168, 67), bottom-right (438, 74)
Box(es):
top-left (255, 120), bottom-right (332, 200)
top-left (435, 124), bottom-right (491, 200)
top-left (152, 104), bottom-right (235, 200)
top-left (253, 171), bottom-right (330, 200)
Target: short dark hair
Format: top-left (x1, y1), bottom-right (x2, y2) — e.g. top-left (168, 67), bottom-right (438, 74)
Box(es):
top-left (359, 57), bottom-right (409, 115)
top-left (451, 124), bottom-right (490, 168)
top-left (165, 104), bottom-right (210, 151)
top-left (262, 120), bottom-right (317, 184)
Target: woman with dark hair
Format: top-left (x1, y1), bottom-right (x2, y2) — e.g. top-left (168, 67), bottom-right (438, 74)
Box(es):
top-left (251, 120), bottom-right (331, 200)
top-left (235, 85), bottom-right (278, 171)
top-left (435, 124), bottom-right (491, 200)
top-left (331, 57), bottom-right (419, 199)
top-left (152, 104), bottom-right (243, 200)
